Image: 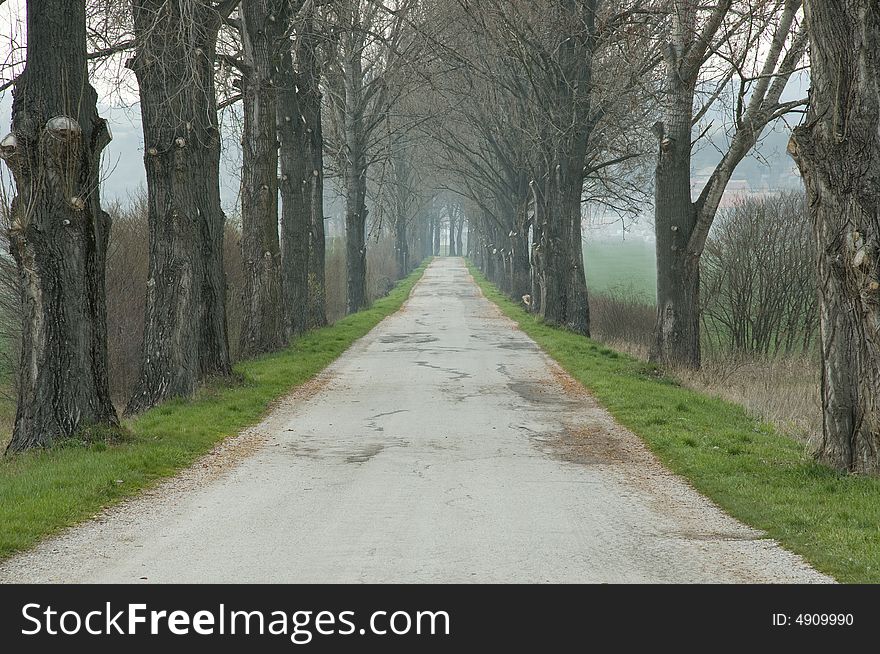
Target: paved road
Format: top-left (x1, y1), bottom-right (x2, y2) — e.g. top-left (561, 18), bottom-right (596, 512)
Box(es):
top-left (0, 258), bottom-right (828, 583)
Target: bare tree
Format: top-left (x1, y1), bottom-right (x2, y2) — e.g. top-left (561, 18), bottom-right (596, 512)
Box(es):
top-left (323, 0), bottom-right (421, 313)
top-left (2, 0), bottom-right (118, 451)
top-left (125, 0), bottom-right (236, 414)
top-left (651, 0), bottom-right (806, 368)
top-left (789, 0), bottom-right (880, 474)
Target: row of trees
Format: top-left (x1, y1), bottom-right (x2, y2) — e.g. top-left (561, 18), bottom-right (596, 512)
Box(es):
top-left (0, 0), bottom-right (440, 452)
top-left (442, 0), bottom-right (880, 475)
top-left (2, 0), bottom-right (880, 475)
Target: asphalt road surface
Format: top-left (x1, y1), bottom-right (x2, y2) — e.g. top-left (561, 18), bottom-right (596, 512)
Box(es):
top-left (0, 258), bottom-right (829, 583)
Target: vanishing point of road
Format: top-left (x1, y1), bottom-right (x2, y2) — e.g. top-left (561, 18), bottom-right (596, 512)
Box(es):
top-left (0, 258), bottom-right (829, 583)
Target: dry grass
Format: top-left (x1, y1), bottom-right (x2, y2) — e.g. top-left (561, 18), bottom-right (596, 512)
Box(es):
top-left (672, 354), bottom-right (820, 443)
top-left (325, 232), bottom-right (401, 323)
top-left (588, 292), bottom-right (821, 445)
top-left (589, 290), bottom-right (655, 349)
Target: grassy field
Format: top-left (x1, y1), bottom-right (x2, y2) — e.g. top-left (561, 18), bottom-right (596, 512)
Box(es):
top-left (469, 262), bottom-right (880, 583)
top-left (0, 262), bottom-right (428, 560)
top-left (583, 238), bottom-right (655, 302)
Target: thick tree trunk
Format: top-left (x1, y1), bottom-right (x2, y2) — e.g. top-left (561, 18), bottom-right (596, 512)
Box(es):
top-left (456, 216), bottom-right (464, 256)
top-left (239, 0), bottom-right (285, 355)
top-left (651, 55), bottom-right (701, 368)
top-left (126, 0), bottom-right (231, 414)
top-left (3, 0), bottom-right (118, 451)
top-left (433, 217), bottom-right (441, 256)
top-left (277, 45), bottom-right (310, 340)
top-left (536, 166), bottom-right (589, 334)
top-left (790, 0), bottom-right (880, 474)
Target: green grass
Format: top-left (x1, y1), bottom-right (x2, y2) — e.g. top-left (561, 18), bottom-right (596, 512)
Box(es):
top-left (584, 238), bottom-right (656, 302)
top-left (469, 262), bottom-right (880, 583)
top-left (0, 261), bottom-right (428, 560)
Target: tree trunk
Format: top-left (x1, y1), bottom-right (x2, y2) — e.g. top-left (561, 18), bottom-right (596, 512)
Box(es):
top-left (564, 176), bottom-right (589, 335)
top-left (277, 44), bottom-right (310, 340)
top-left (298, 14), bottom-right (327, 329)
top-left (456, 216), bottom-right (464, 256)
top-left (239, 0), bottom-right (285, 355)
top-left (790, 0), bottom-right (880, 474)
top-left (651, 51), bottom-right (701, 368)
top-left (3, 0), bottom-right (118, 451)
top-left (433, 216), bottom-right (441, 256)
top-left (395, 215), bottom-right (408, 275)
top-left (126, 0), bottom-right (231, 414)
top-left (342, 50), bottom-right (368, 314)
top-left (448, 213), bottom-right (456, 257)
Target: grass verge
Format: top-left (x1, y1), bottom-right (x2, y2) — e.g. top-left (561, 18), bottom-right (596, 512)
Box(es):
top-left (0, 262), bottom-right (428, 561)
top-left (469, 262), bottom-right (880, 583)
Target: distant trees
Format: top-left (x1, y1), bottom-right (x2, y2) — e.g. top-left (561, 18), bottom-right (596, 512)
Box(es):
top-left (2, 0), bottom-right (118, 450)
top-left (426, 0), bottom-right (657, 334)
top-left (323, 0), bottom-right (422, 313)
top-left (790, 0), bottom-right (880, 474)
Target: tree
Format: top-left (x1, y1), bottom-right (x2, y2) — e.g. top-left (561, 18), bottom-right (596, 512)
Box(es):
top-left (126, 0), bottom-right (236, 414)
top-left (237, 0), bottom-right (288, 355)
top-left (300, 8), bottom-right (328, 328)
top-left (324, 0), bottom-right (420, 313)
top-left (277, 2), bottom-right (312, 339)
top-left (2, 0), bottom-right (118, 451)
top-left (789, 0), bottom-right (880, 474)
top-left (651, 0), bottom-right (806, 368)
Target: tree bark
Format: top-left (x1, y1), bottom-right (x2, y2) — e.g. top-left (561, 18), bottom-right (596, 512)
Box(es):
top-left (239, 0), bottom-right (285, 355)
top-left (448, 212), bottom-right (456, 257)
top-left (651, 71), bottom-right (701, 368)
top-left (395, 213), bottom-right (408, 274)
top-left (277, 42), bottom-right (310, 340)
top-left (790, 0), bottom-right (880, 474)
top-left (342, 48), bottom-right (368, 314)
top-left (533, 0), bottom-right (594, 336)
top-left (298, 14), bottom-right (327, 328)
top-left (4, 0), bottom-right (118, 451)
top-left (433, 215), bottom-right (441, 256)
top-left (126, 0), bottom-right (231, 414)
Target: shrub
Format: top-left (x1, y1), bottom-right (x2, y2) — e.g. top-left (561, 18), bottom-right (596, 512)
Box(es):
top-left (701, 191), bottom-right (817, 356)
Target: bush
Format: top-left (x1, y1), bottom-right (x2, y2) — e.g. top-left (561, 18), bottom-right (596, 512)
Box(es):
top-left (701, 192), bottom-right (817, 356)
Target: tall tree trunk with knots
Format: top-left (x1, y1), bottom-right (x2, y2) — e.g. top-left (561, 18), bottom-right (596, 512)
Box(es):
top-left (298, 13), bottom-right (328, 328)
top-left (277, 38), bottom-right (310, 340)
top-left (3, 0), bottom-right (118, 451)
top-left (126, 0), bottom-right (232, 414)
top-left (790, 0), bottom-right (880, 474)
top-left (239, 0), bottom-right (287, 355)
